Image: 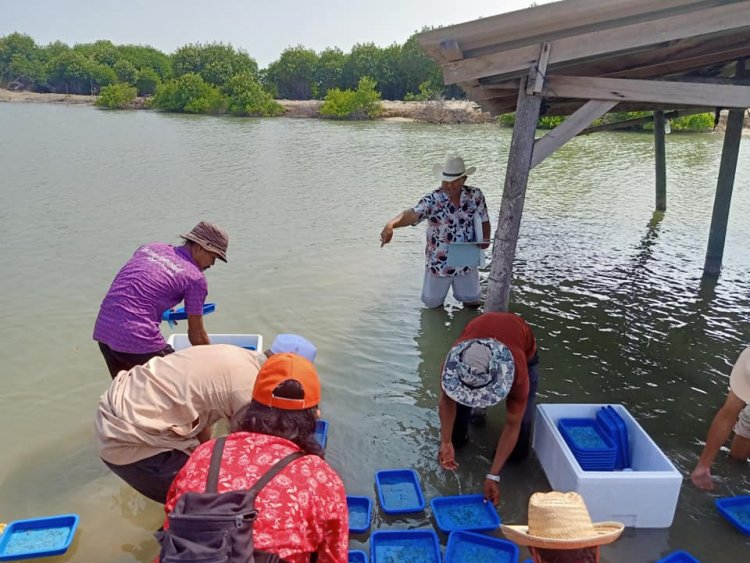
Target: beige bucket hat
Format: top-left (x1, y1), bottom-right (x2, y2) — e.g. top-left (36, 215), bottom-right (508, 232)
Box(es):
top-left (180, 221), bottom-right (229, 262)
top-left (729, 346), bottom-right (750, 403)
top-left (501, 492), bottom-right (624, 550)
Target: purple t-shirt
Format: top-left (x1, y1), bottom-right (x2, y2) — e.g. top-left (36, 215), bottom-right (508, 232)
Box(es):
top-left (93, 243), bottom-right (208, 354)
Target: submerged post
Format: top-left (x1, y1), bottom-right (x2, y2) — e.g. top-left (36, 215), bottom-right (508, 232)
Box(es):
top-left (654, 110), bottom-right (667, 211)
top-left (704, 58), bottom-right (747, 277)
top-left (486, 75), bottom-right (542, 312)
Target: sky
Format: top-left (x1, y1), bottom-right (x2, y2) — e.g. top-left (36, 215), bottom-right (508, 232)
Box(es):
top-left (0, 0), bottom-right (554, 67)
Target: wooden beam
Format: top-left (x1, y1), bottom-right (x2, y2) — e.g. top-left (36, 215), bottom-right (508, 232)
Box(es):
top-left (704, 58), bottom-right (746, 276)
top-left (544, 75), bottom-right (750, 108)
top-left (440, 3), bottom-right (750, 84)
top-left (579, 109), bottom-right (710, 134)
top-left (419, 0), bottom-right (720, 64)
top-left (529, 42), bottom-right (551, 95)
top-left (654, 111), bottom-right (667, 211)
top-left (440, 39), bottom-right (464, 62)
top-left (487, 76), bottom-right (542, 312)
top-left (530, 100), bottom-right (618, 169)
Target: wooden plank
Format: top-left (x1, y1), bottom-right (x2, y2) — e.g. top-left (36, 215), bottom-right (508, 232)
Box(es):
top-left (419, 0), bottom-right (718, 63)
top-left (654, 111), bottom-right (667, 211)
top-left (544, 75), bottom-right (750, 108)
top-left (530, 100), bottom-right (619, 168)
top-left (580, 109), bottom-right (710, 134)
top-left (487, 77), bottom-right (542, 312)
top-left (704, 58), bottom-right (746, 276)
top-left (440, 39), bottom-right (464, 62)
top-left (440, 3), bottom-right (750, 84)
top-left (529, 42), bottom-right (552, 95)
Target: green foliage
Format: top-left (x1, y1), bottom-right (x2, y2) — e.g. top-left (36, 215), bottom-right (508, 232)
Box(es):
top-left (151, 73), bottom-right (225, 114)
top-left (223, 73), bottom-right (283, 117)
top-left (321, 76), bottom-right (383, 119)
top-left (117, 44), bottom-right (173, 80)
top-left (670, 113), bottom-right (714, 132)
top-left (264, 46), bottom-right (318, 99)
top-left (315, 48), bottom-right (346, 98)
top-left (400, 31), bottom-right (443, 100)
top-left (134, 67), bottom-right (160, 96)
top-left (113, 59), bottom-right (138, 84)
top-left (96, 82), bottom-right (137, 108)
top-left (45, 50), bottom-right (116, 94)
top-left (404, 80), bottom-right (441, 101)
top-left (172, 43), bottom-right (258, 86)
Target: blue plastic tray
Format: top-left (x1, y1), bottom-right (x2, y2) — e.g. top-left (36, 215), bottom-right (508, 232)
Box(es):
top-left (604, 406), bottom-right (631, 467)
top-left (315, 420), bottom-right (329, 450)
top-left (347, 496), bottom-right (372, 534)
top-left (162, 302), bottom-right (215, 322)
top-left (348, 549), bottom-right (368, 563)
top-left (445, 530), bottom-right (519, 563)
top-left (430, 494), bottom-right (501, 533)
top-left (715, 495), bottom-right (750, 535)
top-left (0, 514), bottom-right (79, 561)
top-left (375, 469), bottom-right (426, 514)
top-left (656, 550), bottom-right (700, 562)
top-left (370, 530), bottom-right (440, 563)
top-left (596, 408), bottom-right (625, 469)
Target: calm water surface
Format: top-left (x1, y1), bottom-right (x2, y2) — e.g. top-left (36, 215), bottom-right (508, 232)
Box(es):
top-left (1, 103), bottom-right (749, 562)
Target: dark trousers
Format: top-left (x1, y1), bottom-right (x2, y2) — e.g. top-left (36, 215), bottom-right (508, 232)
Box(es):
top-left (98, 341), bottom-right (175, 379)
top-left (452, 354), bottom-right (540, 461)
top-left (103, 450), bottom-right (190, 504)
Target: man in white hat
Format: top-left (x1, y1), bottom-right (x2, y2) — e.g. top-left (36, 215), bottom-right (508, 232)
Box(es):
top-left (380, 155), bottom-right (490, 308)
top-left (501, 491), bottom-right (624, 563)
top-left (691, 345), bottom-right (750, 490)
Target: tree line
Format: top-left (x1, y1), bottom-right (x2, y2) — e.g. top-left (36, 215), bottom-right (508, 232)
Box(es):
top-left (0, 31), bottom-right (462, 102)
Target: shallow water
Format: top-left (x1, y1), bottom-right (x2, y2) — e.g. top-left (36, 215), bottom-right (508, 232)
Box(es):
top-left (0, 103), bottom-right (749, 562)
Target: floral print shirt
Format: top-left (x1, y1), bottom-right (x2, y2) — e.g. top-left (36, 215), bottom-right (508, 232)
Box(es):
top-left (413, 185), bottom-right (490, 276)
top-left (163, 432), bottom-right (348, 563)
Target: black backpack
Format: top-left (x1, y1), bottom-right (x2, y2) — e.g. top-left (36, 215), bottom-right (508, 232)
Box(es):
top-left (156, 436), bottom-right (304, 563)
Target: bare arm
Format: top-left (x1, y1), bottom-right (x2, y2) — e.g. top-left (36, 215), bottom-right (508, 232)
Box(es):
top-left (187, 314), bottom-right (210, 346)
top-left (380, 208), bottom-right (419, 247)
top-left (438, 391), bottom-right (458, 470)
top-left (483, 407), bottom-right (523, 504)
top-left (480, 220), bottom-right (491, 249)
top-left (691, 391), bottom-right (746, 490)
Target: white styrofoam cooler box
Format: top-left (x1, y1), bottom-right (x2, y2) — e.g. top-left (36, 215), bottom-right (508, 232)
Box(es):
top-left (167, 333), bottom-right (264, 352)
top-left (533, 403), bottom-right (682, 528)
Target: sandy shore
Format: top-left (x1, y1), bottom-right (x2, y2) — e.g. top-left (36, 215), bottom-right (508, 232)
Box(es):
top-left (0, 89), bottom-right (492, 122)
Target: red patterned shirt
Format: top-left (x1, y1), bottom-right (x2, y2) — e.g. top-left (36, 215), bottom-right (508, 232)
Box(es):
top-left (163, 432), bottom-right (348, 563)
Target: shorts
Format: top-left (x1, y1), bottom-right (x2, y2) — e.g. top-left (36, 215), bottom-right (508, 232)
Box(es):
top-left (98, 341), bottom-right (175, 379)
top-left (734, 404), bottom-right (750, 439)
top-left (102, 450), bottom-right (190, 504)
top-left (421, 269), bottom-right (480, 308)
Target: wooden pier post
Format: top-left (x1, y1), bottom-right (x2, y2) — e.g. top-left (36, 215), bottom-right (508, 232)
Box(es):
top-left (486, 76), bottom-right (542, 312)
top-left (704, 58), bottom-right (746, 277)
top-left (654, 110), bottom-right (667, 211)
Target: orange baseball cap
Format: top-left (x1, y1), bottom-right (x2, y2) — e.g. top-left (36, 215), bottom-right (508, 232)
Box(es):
top-left (252, 353), bottom-right (321, 410)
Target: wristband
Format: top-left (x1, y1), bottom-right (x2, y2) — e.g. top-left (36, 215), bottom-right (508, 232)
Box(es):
top-left (485, 473), bottom-right (500, 482)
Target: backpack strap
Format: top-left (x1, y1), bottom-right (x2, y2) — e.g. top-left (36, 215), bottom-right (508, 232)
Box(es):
top-left (205, 436), bottom-right (227, 494)
top-left (246, 451), bottom-right (305, 504)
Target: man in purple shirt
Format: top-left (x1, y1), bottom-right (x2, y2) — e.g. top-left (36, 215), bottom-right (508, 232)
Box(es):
top-left (93, 221), bottom-right (229, 378)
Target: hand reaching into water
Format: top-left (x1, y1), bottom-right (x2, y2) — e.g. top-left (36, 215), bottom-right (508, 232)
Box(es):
top-left (691, 466), bottom-right (714, 491)
top-left (483, 478), bottom-right (500, 505)
top-left (438, 442), bottom-right (458, 470)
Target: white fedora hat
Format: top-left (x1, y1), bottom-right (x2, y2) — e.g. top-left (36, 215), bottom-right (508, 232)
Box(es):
top-left (432, 155), bottom-right (476, 182)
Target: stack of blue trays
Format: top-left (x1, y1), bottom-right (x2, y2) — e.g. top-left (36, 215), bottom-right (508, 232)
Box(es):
top-left (558, 418), bottom-right (617, 471)
top-left (596, 406), bottom-right (630, 469)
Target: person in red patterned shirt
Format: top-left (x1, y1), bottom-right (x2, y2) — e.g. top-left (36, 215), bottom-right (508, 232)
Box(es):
top-left (162, 353), bottom-right (348, 563)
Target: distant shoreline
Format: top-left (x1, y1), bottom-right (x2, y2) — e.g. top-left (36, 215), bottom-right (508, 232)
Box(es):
top-left (0, 88), bottom-right (493, 123)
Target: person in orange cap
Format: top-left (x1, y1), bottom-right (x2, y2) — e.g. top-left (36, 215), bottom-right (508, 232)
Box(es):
top-left (161, 353), bottom-right (348, 563)
top-left (501, 491), bottom-right (624, 563)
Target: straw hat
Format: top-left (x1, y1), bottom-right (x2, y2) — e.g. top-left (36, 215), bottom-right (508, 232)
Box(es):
top-left (433, 155), bottom-right (476, 182)
top-left (501, 492), bottom-right (624, 550)
top-left (729, 346), bottom-right (750, 403)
